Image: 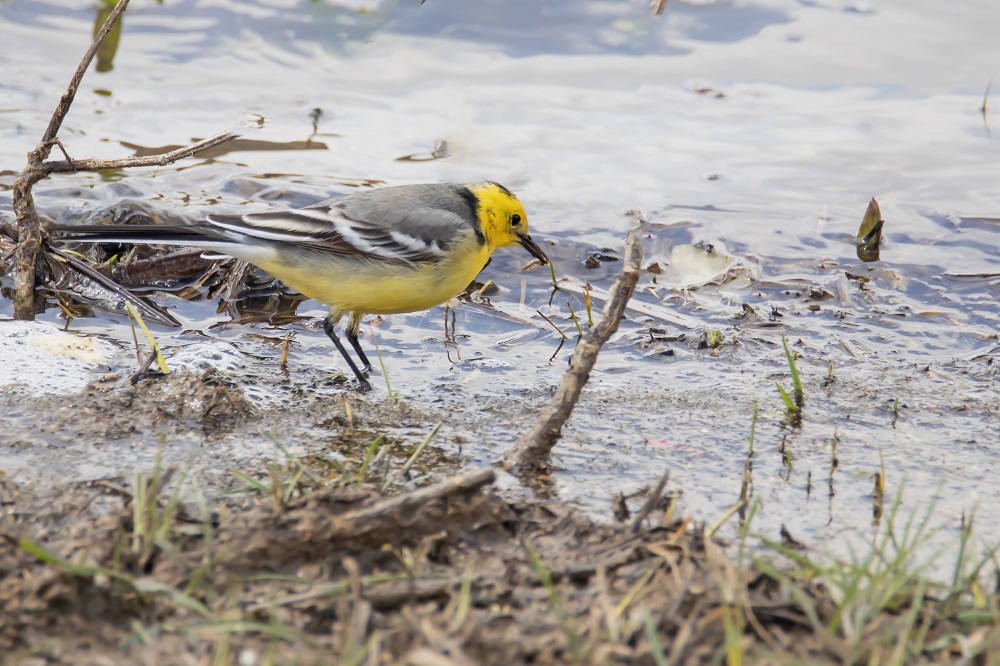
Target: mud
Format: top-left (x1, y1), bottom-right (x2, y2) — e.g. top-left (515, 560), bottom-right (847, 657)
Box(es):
top-left (3, 456), bottom-right (994, 665)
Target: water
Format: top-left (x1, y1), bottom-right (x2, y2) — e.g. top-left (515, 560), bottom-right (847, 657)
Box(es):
top-left (1, 0), bottom-right (999, 566)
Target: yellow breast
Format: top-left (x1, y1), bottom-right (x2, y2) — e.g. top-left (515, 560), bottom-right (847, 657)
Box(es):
top-left (254, 235), bottom-right (492, 316)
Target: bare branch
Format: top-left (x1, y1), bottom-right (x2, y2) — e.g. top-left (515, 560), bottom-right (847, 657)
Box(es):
top-left (631, 470), bottom-right (669, 533)
top-left (38, 0), bottom-right (132, 154)
top-left (44, 130), bottom-right (242, 174)
top-left (8, 0), bottom-right (240, 322)
top-left (502, 226), bottom-right (643, 471)
top-left (224, 469), bottom-right (496, 570)
top-left (10, 0), bottom-right (131, 320)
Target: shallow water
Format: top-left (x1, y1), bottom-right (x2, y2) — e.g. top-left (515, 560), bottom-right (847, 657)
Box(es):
top-left (2, 0), bottom-right (999, 566)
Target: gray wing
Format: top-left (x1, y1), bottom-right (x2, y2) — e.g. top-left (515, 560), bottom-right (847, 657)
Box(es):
top-left (206, 185), bottom-right (479, 264)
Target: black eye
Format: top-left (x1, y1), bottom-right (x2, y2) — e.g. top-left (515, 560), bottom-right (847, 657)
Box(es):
top-left (511, 214), bottom-right (522, 226)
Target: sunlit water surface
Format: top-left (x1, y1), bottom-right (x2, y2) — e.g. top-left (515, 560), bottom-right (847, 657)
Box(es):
top-left (1, 0), bottom-right (999, 567)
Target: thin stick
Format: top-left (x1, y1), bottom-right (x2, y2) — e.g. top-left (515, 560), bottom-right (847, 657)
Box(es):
top-left (280, 332), bottom-right (292, 371)
top-left (10, 0), bottom-right (132, 320)
top-left (502, 226), bottom-right (643, 469)
top-left (631, 470), bottom-right (669, 533)
top-left (536, 309), bottom-right (568, 340)
top-left (390, 421), bottom-right (443, 486)
top-left (43, 130), bottom-right (241, 174)
top-left (9, 0), bottom-right (240, 323)
top-left (41, 0), bottom-right (132, 151)
top-left (226, 469), bottom-right (496, 568)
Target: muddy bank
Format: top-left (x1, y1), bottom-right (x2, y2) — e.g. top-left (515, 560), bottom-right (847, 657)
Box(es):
top-left (3, 459), bottom-right (997, 665)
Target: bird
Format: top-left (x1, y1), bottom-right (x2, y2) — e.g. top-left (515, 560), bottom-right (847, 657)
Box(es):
top-left (52, 181), bottom-right (549, 392)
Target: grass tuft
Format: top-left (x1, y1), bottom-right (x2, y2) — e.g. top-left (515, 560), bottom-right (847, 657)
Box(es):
top-left (753, 485), bottom-right (1000, 664)
top-left (525, 541), bottom-right (585, 663)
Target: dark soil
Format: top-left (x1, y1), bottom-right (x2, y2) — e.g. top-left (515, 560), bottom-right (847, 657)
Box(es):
top-left (2, 460), bottom-right (995, 665)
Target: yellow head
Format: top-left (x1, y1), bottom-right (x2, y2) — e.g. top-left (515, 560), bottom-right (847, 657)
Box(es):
top-left (468, 182), bottom-right (548, 264)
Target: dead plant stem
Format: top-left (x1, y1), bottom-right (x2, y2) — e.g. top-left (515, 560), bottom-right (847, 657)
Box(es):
top-left (502, 226), bottom-right (643, 470)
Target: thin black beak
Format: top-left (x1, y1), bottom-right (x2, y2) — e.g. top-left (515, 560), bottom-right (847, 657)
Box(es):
top-left (516, 231), bottom-right (549, 265)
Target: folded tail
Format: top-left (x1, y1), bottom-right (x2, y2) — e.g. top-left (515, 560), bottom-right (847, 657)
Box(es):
top-left (51, 223), bottom-right (232, 248)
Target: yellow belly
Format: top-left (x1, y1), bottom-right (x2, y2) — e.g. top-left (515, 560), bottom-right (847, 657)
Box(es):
top-left (254, 243), bottom-right (491, 316)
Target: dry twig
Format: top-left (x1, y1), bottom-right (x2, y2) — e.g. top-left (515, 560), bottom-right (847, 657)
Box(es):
top-left (502, 226), bottom-right (643, 470)
top-left (226, 468), bottom-right (496, 569)
top-left (8, 0), bottom-right (239, 320)
top-left (631, 470), bottom-right (670, 533)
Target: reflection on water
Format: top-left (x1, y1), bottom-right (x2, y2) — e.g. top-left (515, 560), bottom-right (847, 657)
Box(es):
top-left (382, 0), bottom-right (795, 56)
top-left (1, 0), bottom-right (999, 566)
top-left (92, 0), bottom-right (123, 72)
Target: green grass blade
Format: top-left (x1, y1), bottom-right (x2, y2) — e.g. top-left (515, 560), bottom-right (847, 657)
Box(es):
top-left (776, 383), bottom-right (797, 412)
top-left (781, 335), bottom-right (803, 406)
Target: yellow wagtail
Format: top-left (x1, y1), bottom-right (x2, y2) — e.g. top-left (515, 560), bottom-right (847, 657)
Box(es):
top-left (54, 181), bottom-right (549, 391)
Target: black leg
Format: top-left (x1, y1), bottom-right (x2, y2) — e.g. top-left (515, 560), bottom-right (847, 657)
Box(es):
top-left (346, 312), bottom-right (373, 372)
top-left (323, 315), bottom-right (371, 392)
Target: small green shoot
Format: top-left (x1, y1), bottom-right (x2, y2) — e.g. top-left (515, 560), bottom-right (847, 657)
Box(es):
top-left (383, 421), bottom-right (442, 490)
top-left (782, 335), bottom-right (803, 407)
top-left (720, 602), bottom-right (745, 666)
top-left (525, 542), bottom-right (583, 663)
top-left (748, 485), bottom-right (1000, 664)
top-left (776, 335), bottom-right (803, 412)
top-left (747, 402), bottom-right (758, 456)
top-left (613, 567), bottom-right (656, 618)
top-left (227, 436), bottom-right (318, 505)
top-left (705, 328), bottom-right (724, 348)
top-left (358, 434), bottom-right (385, 481)
top-left (873, 470), bottom-right (885, 524)
top-left (449, 558), bottom-right (476, 632)
top-left (19, 538), bottom-right (213, 619)
top-left (857, 197), bottom-right (883, 241)
top-left (642, 608), bottom-right (669, 666)
top-left (776, 383), bottom-right (797, 412)
top-left (399, 421), bottom-right (440, 477)
top-left (566, 301), bottom-right (584, 337)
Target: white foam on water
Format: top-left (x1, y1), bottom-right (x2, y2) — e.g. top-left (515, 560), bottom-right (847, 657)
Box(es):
top-left (0, 320), bottom-right (118, 396)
